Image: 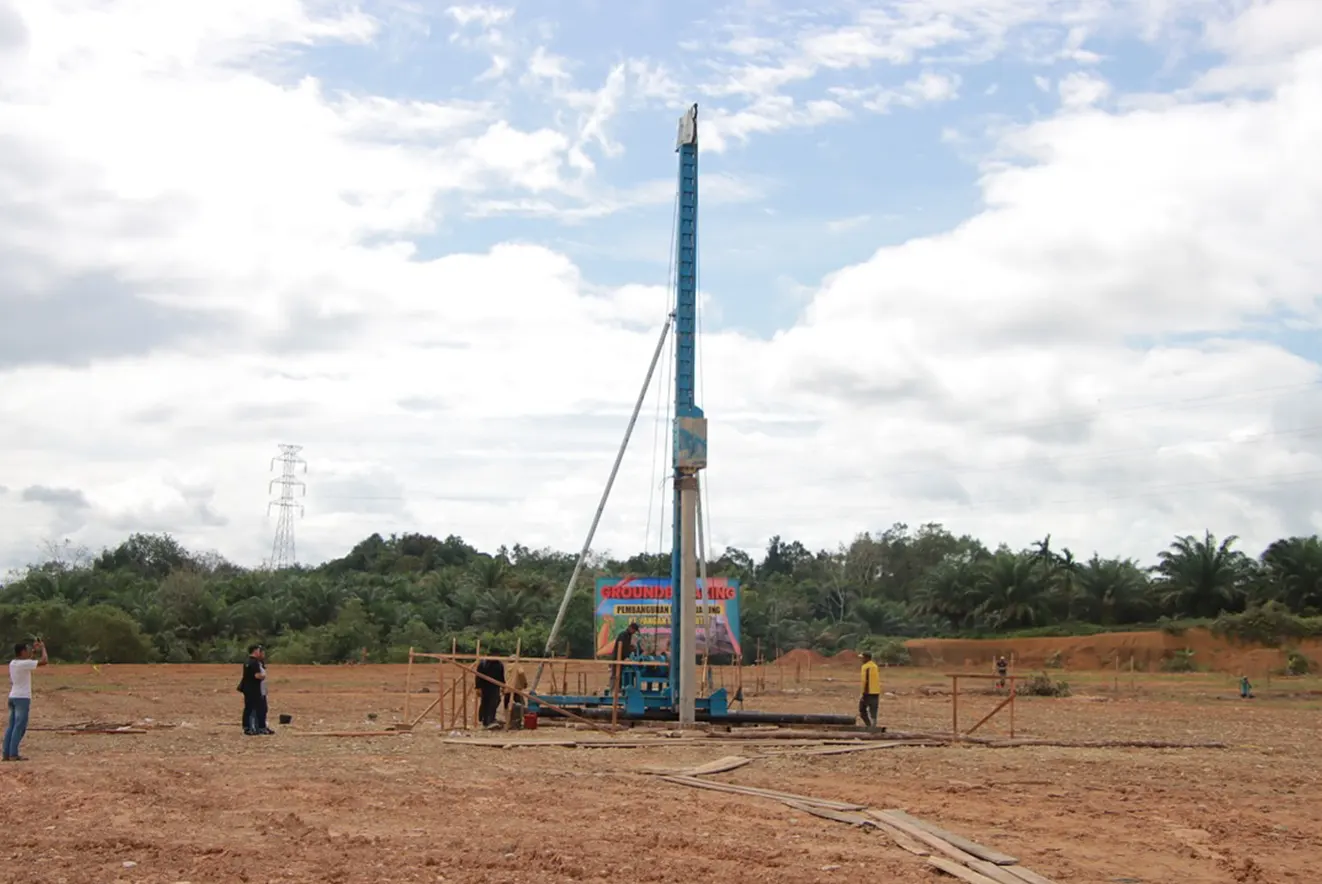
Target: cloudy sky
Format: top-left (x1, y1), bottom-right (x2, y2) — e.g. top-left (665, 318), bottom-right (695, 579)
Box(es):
top-left (1, 0), bottom-right (1320, 573)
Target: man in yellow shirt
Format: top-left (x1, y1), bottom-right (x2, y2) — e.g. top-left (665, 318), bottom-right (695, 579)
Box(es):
top-left (859, 652), bottom-right (881, 728)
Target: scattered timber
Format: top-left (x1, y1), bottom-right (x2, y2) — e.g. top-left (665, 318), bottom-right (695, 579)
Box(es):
top-left (882, 809), bottom-right (1018, 865)
top-left (655, 775), bottom-right (867, 812)
top-left (655, 773), bottom-right (1057, 884)
top-left (638, 755), bottom-right (753, 777)
top-left (928, 856), bottom-right (1003, 884)
top-left (978, 738), bottom-right (1226, 750)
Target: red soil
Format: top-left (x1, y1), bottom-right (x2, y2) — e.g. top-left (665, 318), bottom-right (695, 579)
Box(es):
top-left (905, 628), bottom-right (1322, 675)
top-left (775, 648), bottom-right (828, 665)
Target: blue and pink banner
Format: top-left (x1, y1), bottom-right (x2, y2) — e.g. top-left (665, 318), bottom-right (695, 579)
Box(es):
top-left (594, 576), bottom-right (742, 659)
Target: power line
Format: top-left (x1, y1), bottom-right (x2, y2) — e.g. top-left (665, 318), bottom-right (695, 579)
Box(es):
top-left (267, 443), bottom-right (307, 569)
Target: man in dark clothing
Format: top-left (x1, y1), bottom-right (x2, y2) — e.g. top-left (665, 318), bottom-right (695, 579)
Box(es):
top-left (256, 651), bottom-right (273, 734)
top-left (475, 656), bottom-right (506, 728)
top-left (238, 645), bottom-right (267, 735)
top-left (608, 622), bottom-right (640, 694)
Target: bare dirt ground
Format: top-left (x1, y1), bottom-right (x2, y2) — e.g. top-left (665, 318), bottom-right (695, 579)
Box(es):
top-left (4, 661), bottom-right (1320, 884)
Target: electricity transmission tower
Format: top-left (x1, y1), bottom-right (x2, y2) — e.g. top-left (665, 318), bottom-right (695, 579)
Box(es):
top-left (268, 444), bottom-right (307, 569)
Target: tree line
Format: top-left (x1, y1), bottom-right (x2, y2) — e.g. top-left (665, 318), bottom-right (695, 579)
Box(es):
top-left (1, 523), bottom-right (1320, 664)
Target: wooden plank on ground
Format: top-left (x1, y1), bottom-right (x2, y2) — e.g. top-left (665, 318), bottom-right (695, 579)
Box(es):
top-left (294, 731), bottom-right (400, 737)
top-left (928, 856), bottom-right (1002, 883)
top-left (966, 859), bottom-right (1044, 884)
top-left (684, 756), bottom-right (753, 776)
top-left (656, 775), bottom-right (866, 811)
top-left (999, 864), bottom-right (1057, 884)
top-left (863, 811), bottom-right (930, 856)
top-left (782, 740), bottom-right (939, 757)
top-left (981, 738), bottom-right (1226, 750)
top-left (779, 799), bottom-right (876, 827)
top-left (884, 809), bottom-right (1018, 865)
top-left (440, 739), bottom-right (677, 749)
top-left (639, 755), bottom-right (753, 777)
top-left (870, 812), bottom-right (984, 865)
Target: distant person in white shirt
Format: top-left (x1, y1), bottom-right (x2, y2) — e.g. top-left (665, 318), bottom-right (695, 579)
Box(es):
top-left (5, 639), bottom-right (49, 762)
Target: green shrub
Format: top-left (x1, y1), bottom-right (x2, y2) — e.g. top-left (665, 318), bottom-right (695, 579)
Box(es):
top-left (1161, 648), bottom-right (1197, 672)
top-left (858, 637), bottom-right (912, 666)
top-left (1284, 649), bottom-right (1313, 675)
top-left (68, 605), bottom-right (153, 663)
top-left (1212, 602), bottom-right (1310, 647)
top-left (1018, 672), bottom-right (1070, 697)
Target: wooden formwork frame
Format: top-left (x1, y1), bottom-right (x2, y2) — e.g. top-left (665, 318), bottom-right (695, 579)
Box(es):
top-left (402, 648), bottom-right (680, 736)
top-left (946, 673), bottom-right (1019, 740)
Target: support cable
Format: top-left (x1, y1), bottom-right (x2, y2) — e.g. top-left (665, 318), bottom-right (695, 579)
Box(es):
top-left (532, 313), bottom-right (674, 693)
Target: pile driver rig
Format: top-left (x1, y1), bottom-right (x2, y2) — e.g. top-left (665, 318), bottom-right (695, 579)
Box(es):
top-left (525, 104), bottom-right (851, 728)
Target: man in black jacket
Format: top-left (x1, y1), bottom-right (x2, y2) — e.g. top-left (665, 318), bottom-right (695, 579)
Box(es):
top-left (475, 656), bottom-right (506, 728)
top-left (238, 645), bottom-right (267, 735)
top-left (608, 622), bottom-right (640, 694)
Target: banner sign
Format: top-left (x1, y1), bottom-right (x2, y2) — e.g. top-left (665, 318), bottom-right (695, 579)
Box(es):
top-left (594, 576), bottom-right (741, 659)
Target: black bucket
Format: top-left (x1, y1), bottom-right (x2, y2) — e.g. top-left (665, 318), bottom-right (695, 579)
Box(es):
top-left (278, 714), bottom-right (293, 725)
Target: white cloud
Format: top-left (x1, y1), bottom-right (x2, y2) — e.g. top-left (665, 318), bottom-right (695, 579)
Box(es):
top-left (445, 5), bottom-right (512, 29)
top-left (2, 0), bottom-right (1322, 576)
top-left (1058, 71), bottom-right (1111, 107)
top-left (833, 70), bottom-right (963, 113)
top-left (704, 97), bottom-right (851, 152)
top-left (827, 215), bottom-right (871, 233)
top-left (686, 0), bottom-right (1237, 148)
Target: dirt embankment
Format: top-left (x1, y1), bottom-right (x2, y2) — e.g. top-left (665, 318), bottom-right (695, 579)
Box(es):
top-left (905, 628), bottom-right (1322, 674)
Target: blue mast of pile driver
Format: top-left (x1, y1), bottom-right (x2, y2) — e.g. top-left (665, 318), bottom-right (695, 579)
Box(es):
top-left (670, 104), bottom-right (706, 726)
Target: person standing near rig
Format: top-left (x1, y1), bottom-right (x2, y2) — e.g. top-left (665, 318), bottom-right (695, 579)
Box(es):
top-left (859, 652), bottom-right (881, 729)
top-left (5, 639), bottom-right (49, 761)
top-left (475, 655), bottom-right (506, 728)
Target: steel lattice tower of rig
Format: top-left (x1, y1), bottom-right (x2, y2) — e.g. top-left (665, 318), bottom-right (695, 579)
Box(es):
top-left (670, 104), bottom-right (706, 726)
top-left (267, 443), bottom-right (307, 569)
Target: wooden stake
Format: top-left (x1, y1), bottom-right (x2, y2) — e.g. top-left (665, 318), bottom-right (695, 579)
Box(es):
top-left (952, 675), bottom-right (960, 737)
top-left (472, 639), bottom-right (482, 730)
top-left (404, 647), bottom-right (414, 723)
top-left (1009, 675), bottom-right (1016, 739)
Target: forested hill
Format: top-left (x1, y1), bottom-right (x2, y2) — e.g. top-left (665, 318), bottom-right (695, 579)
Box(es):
top-left (2, 524), bottom-right (1320, 664)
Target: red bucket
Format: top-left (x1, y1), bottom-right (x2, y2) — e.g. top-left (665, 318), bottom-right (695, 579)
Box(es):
top-left (523, 712), bottom-right (538, 730)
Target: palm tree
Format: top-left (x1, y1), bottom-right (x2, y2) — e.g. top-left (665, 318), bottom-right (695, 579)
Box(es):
top-left (1260, 536), bottom-right (1322, 613)
top-left (1154, 532), bottom-right (1253, 618)
top-left (973, 551), bottom-right (1050, 629)
top-left (472, 586), bottom-right (541, 632)
top-left (1077, 555), bottom-right (1153, 624)
top-left (911, 558), bottom-right (979, 630)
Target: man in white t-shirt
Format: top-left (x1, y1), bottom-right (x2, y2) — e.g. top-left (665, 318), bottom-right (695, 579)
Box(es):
top-left (5, 639), bottom-right (49, 762)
